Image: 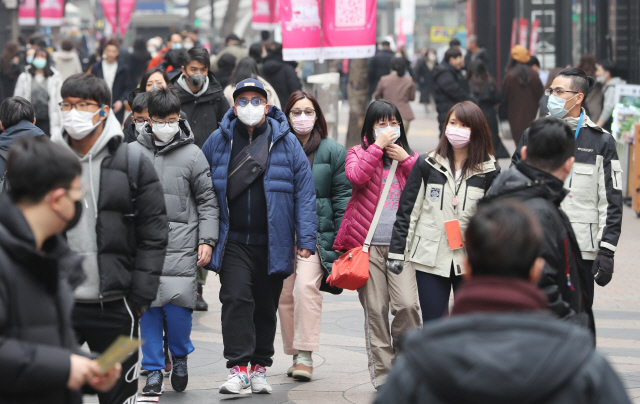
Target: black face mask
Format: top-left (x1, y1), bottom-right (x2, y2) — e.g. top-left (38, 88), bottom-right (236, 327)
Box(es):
top-left (186, 73), bottom-right (206, 91)
top-left (58, 199), bottom-right (82, 232)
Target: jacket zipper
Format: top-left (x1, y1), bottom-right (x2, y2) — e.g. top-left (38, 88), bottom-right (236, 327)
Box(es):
top-left (412, 237), bottom-right (421, 258)
top-left (589, 224), bottom-right (594, 249)
top-left (228, 155), bottom-right (251, 178)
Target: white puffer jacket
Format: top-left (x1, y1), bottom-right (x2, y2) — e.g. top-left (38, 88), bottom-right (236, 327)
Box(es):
top-left (13, 68), bottom-right (63, 138)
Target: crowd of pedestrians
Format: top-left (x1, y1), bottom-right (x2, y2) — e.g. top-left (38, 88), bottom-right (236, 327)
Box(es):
top-left (0, 31), bottom-right (632, 404)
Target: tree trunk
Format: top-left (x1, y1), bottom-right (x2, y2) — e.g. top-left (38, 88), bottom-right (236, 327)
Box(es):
top-left (220, 0), bottom-right (240, 39)
top-left (346, 58), bottom-right (369, 149)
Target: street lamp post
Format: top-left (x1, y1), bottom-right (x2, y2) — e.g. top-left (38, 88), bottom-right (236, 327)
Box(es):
top-left (35, 0), bottom-right (40, 33)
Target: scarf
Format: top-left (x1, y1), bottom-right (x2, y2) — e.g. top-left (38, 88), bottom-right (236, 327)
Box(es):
top-left (562, 108), bottom-right (603, 131)
top-left (450, 276), bottom-right (547, 316)
top-left (300, 129), bottom-right (322, 166)
top-left (177, 74), bottom-right (209, 98)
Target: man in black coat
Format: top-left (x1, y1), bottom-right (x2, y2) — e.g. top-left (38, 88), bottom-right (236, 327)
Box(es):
top-left (432, 47), bottom-right (475, 133)
top-left (376, 199), bottom-right (630, 404)
top-left (0, 137), bottom-right (121, 404)
top-left (367, 41), bottom-right (395, 98)
top-left (261, 43), bottom-right (302, 109)
top-left (485, 117), bottom-right (593, 331)
top-left (0, 96), bottom-right (45, 176)
top-left (89, 39), bottom-right (131, 124)
top-left (171, 47), bottom-right (230, 148)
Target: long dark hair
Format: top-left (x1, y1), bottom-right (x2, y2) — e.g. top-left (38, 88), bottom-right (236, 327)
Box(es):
top-left (139, 67), bottom-right (170, 91)
top-left (390, 57), bottom-right (406, 77)
top-left (28, 49), bottom-right (54, 78)
top-left (467, 61), bottom-right (495, 94)
top-left (435, 101), bottom-right (494, 178)
top-left (0, 41), bottom-right (19, 78)
top-left (505, 58), bottom-right (530, 86)
top-left (230, 57), bottom-right (259, 87)
top-left (361, 100), bottom-right (413, 166)
top-left (284, 90), bottom-right (328, 139)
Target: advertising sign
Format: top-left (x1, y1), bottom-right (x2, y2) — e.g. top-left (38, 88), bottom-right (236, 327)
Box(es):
top-left (430, 26), bottom-right (456, 43)
top-left (19, 0), bottom-right (64, 26)
top-left (252, 0), bottom-right (279, 31)
top-left (518, 18), bottom-right (528, 47)
top-left (529, 19), bottom-right (540, 55)
top-left (101, 0), bottom-right (137, 36)
top-left (280, 0), bottom-right (322, 61)
top-left (322, 0), bottom-right (376, 60)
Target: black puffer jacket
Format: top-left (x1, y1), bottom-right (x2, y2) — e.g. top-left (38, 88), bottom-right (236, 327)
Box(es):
top-left (262, 53), bottom-right (302, 108)
top-left (432, 62), bottom-right (475, 127)
top-left (171, 71), bottom-right (230, 148)
top-left (0, 195), bottom-right (87, 404)
top-left (483, 162), bottom-right (593, 329)
top-left (376, 312), bottom-right (631, 404)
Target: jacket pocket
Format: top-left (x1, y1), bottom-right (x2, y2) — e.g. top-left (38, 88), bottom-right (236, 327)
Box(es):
top-left (570, 163), bottom-right (595, 196)
top-left (409, 224), bottom-right (441, 267)
top-left (611, 160), bottom-right (623, 191)
top-left (565, 209), bottom-right (599, 253)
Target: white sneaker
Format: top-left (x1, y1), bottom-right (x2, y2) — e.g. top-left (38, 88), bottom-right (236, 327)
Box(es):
top-left (250, 364), bottom-right (273, 394)
top-left (219, 366), bottom-right (251, 395)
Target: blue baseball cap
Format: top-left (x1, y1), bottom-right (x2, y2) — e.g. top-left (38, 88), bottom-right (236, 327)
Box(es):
top-left (232, 78), bottom-right (268, 101)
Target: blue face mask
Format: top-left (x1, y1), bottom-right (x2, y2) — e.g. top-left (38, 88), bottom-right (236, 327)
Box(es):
top-left (26, 55), bottom-right (34, 64)
top-left (172, 43), bottom-right (183, 50)
top-left (374, 126), bottom-right (401, 140)
top-left (547, 94), bottom-right (578, 118)
top-left (32, 58), bottom-right (47, 70)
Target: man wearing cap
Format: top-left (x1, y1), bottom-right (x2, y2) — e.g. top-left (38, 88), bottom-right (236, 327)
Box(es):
top-left (201, 78), bottom-right (317, 395)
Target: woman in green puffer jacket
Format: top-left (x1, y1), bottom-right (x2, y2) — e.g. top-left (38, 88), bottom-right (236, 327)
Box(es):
top-left (278, 91), bottom-right (352, 381)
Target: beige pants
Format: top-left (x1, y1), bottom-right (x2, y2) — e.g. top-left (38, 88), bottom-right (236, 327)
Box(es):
top-left (358, 245), bottom-right (421, 388)
top-left (279, 253), bottom-right (324, 355)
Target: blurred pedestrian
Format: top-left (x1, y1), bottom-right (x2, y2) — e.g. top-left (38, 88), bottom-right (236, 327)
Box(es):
top-left (133, 87), bottom-right (219, 396)
top-left (216, 53), bottom-right (237, 89)
top-left (333, 100), bottom-right (420, 388)
top-left (262, 43), bottom-right (302, 108)
top-left (376, 199), bottom-right (631, 404)
top-left (415, 49), bottom-right (438, 113)
top-left (128, 37), bottom-right (152, 85)
top-left (212, 33), bottom-right (248, 71)
top-left (89, 39), bottom-right (131, 123)
top-left (170, 47), bottom-right (229, 148)
top-left (373, 57), bottom-right (416, 133)
top-left (249, 42), bottom-right (266, 71)
top-left (14, 49), bottom-right (63, 137)
top-left (0, 97), bottom-right (44, 181)
top-left (595, 60), bottom-right (626, 131)
top-left (367, 41), bottom-right (395, 98)
top-left (0, 41), bottom-right (23, 98)
top-left (528, 56), bottom-right (547, 88)
top-left (501, 45), bottom-right (544, 145)
top-left (53, 39), bottom-right (83, 82)
top-left (464, 35), bottom-right (489, 70)
top-left (279, 91), bottom-right (351, 382)
top-left (161, 48), bottom-right (189, 80)
top-left (467, 60), bottom-right (508, 158)
top-left (147, 33), bottom-right (183, 72)
top-left (387, 101), bottom-right (499, 322)
top-left (223, 57), bottom-right (281, 109)
top-left (433, 47), bottom-right (475, 133)
top-left (0, 136), bottom-right (122, 404)
top-left (538, 67), bottom-right (563, 117)
top-left (577, 55), bottom-right (602, 119)
top-left (51, 73), bottom-right (168, 404)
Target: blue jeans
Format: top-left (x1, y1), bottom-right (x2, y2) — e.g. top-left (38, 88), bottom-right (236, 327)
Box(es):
top-left (416, 264), bottom-right (463, 322)
top-left (140, 303), bottom-right (195, 371)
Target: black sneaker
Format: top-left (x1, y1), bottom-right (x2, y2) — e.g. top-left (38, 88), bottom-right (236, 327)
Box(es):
top-left (171, 356), bottom-right (188, 392)
top-left (142, 370), bottom-right (164, 396)
top-left (195, 284), bottom-right (208, 311)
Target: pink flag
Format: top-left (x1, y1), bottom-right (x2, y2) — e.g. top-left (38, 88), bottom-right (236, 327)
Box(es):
top-left (322, 0), bottom-right (376, 60)
top-left (252, 0), bottom-right (279, 31)
top-left (518, 18), bottom-right (528, 47)
top-left (101, 0), bottom-right (137, 36)
top-left (529, 19), bottom-right (540, 55)
top-left (19, 0), bottom-right (64, 26)
top-left (280, 0), bottom-right (322, 61)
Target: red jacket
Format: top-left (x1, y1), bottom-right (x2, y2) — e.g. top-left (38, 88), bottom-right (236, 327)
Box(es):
top-left (146, 47), bottom-right (174, 73)
top-left (333, 143), bottom-right (418, 251)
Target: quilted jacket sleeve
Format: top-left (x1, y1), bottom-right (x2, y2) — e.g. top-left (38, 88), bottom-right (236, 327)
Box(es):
top-left (345, 145), bottom-right (383, 190)
top-left (292, 138), bottom-right (318, 252)
top-left (190, 148), bottom-right (219, 247)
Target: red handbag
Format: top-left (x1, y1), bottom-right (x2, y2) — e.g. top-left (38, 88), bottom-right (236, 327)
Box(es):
top-left (328, 160), bottom-right (398, 290)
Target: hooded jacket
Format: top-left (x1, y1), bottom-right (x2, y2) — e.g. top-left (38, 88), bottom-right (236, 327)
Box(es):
top-left (200, 106), bottom-right (317, 276)
top-left (333, 142), bottom-right (418, 252)
top-left (129, 121), bottom-right (219, 309)
top-left (0, 195), bottom-right (88, 404)
top-left (13, 69), bottom-right (63, 137)
top-left (375, 277), bottom-right (631, 404)
top-left (170, 71), bottom-right (230, 148)
top-left (512, 109), bottom-right (623, 261)
top-left (432, 62), bottom-right (474, 125)
top-left (261, 53), bottom-right (302, 108)
top-left (51, 113), bottom-right (168, 310)
top-left (52, 50), bottom-right (83, 82)
top-left (484, 162), bottom-right (593, 327)
top-left (0, 120), bottom-right (45, 174)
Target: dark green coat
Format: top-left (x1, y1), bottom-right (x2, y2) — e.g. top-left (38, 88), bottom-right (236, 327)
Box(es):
top-left (312, 138), bottom-right (351, 273)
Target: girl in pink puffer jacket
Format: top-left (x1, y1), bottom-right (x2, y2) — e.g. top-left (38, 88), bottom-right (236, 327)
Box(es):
top-left (333, 100), bottom-right (420, 389)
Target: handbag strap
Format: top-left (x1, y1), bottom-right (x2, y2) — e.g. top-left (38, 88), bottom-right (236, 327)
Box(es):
top-left (363, 160), bottom-right (398, 253)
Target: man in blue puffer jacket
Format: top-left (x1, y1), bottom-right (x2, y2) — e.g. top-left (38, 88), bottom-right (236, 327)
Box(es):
top-left (201, 78), bottom-right (317, 395)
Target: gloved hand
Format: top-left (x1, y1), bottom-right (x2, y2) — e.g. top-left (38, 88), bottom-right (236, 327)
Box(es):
top-left (386, 259), bottom-right (404, 275)
top-left (592, 249), bottom-right (614, 287)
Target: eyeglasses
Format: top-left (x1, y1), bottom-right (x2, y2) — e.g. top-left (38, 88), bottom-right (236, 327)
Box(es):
top-left (150, 117), bottom-right (180, 127)
top-left (66, 185), bottom-right (87, 199)
top-left (59, 101), bottom-right (100, 112)
top-left (132, 117), bottom-right (148, 124)
top-left (290, 109), bottom-right (316, 117)
top-left (544, 87), bottom-right (580, 97)
top-left (235, 97), bottom-right (265, 107)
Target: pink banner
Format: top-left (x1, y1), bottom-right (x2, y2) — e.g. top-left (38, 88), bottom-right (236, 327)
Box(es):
top-left (252, 0), bottom-right (279, 30)
top-left (322, 0), bottom-right (376, 60)
top-left (529, 19), bottom-right (540, 55)
top-left (19, 0), bottom-right (64, 27)
top-left (101, 0), bottom-right (137, 37)
top-left (280, 0), bottom-right (321, 61)
top-left (518, 18), bottom-right (528, 47)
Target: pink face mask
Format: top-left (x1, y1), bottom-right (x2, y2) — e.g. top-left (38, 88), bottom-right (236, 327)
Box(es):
top-left (291, 115), bottom-right (315, 135)
top-left (444, 126), bottom-right (472, 149)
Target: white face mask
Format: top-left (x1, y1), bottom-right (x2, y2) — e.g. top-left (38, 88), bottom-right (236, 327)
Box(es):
top-left (135, 122), bottom-right (146, 134)
top-left (62, 108), bottom-right (103, 140)
top-left (236, 104), bottom-right (265, 127)
top-left (152, 122), bottom-right (179, 143)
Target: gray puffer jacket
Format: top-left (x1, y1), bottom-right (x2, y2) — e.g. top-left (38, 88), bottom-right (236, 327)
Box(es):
top-left (129, 121), bottom-right (219, 309)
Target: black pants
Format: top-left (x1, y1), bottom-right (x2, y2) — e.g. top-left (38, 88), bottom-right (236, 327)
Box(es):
top-left (219, 240), bottom-right (284, 368)
top-left (73, 298), bottom-right (139, 404)
top-left (416, 264), bottom-right (463, 322)
top-left (581, 259), bottom-right (595, 308)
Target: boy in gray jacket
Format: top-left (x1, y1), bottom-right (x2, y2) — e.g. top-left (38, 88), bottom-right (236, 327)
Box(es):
top-left (131, 87), bottom-right (220, 396)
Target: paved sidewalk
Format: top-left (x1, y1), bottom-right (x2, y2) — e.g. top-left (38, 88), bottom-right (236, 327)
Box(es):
top-left (84, 103), bottom-right (640, 403)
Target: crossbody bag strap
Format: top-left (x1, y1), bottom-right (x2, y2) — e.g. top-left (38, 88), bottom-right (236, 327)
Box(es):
top-left (363, 160), bottom-right (398, 253)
